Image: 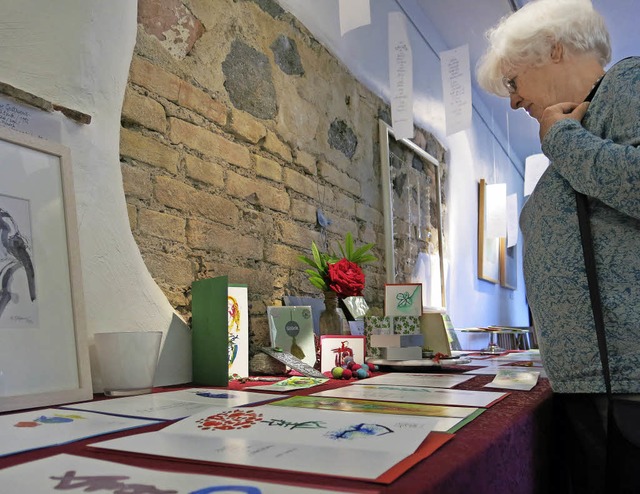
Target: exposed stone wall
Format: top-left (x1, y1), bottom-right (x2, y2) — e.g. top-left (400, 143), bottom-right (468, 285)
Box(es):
top-left (120, 0), bottom-right (446, 356)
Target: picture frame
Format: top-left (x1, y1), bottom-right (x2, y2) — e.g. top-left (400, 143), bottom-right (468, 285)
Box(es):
top-left (384, 283), bottom-right (423, 317)
top-left (499, 238), bottom-right (517, 290)
top-left (477, 179), bottom-right (500, 283)
top-left (379, 119), bottom-right (446, 309)
top-left (0, 126), bottom-right (92, 412)
top-left (320, 335), bottom-right (366, 373)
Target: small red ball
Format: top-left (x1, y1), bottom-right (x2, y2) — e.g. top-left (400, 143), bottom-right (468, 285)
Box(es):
top-left (341, 368), bottom-right (353, 379)
top-left (351, 363), bottom-right (362, 372)
top-left (367, 362), bottom-right (376, 371)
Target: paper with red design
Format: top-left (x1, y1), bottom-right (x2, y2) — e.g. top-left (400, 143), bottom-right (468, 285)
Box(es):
top-left (90, 404), bottom-right (447, 482)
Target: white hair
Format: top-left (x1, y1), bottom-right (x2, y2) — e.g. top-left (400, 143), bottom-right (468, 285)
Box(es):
top-left (476, 0), bottom-right (611, 96)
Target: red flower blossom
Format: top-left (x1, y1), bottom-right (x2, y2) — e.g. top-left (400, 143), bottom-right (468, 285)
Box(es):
top-left (327, 258), bottom-right (365, 297)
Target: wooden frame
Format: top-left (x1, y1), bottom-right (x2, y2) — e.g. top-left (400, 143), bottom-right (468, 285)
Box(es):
top-left (0, 127), bottom-right (91, 412)
top-left (477, 179), bottom-right (500, 283)
top-left (379, 119), bottom-right (446, 308)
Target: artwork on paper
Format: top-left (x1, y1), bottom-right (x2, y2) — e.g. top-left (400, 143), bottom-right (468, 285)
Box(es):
top-left (0, 194), bottom-right (38, 329)
top-left (311, 384), bottom-right (508, 408)
top-left (0, 454), bottom-right (340, 494)
top-left (267, 305), bottom-right (316, 367)
top-left (227, 285), bottom-right (248, 377)
top-left (270, 395), bottom-right (484, 433)
top-left (90, 404), bottom-right (443, 482)
top-left (0, 408), bottom-right (158, 457)
top-left (384, 283), bottom-right (423, 317)
top-left (320, 335), bottom-right (365, 373)
top-left (62, 388), bottom-right (283, 421)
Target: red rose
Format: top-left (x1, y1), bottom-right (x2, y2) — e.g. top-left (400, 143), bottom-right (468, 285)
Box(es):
top-left (327, 258), bottom-right (365, 297)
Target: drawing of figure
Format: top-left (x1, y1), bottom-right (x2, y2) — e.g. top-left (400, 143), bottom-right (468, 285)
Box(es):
top-left (332, 340), bottom-right (354, 367)
top-left (0, 207), bottom-right (36, 320)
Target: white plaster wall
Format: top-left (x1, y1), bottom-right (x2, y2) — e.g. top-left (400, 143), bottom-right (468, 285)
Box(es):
top-left (0, 0), bottom-right (191, 390)
top-left (277, 0), bottom-right (530, 343)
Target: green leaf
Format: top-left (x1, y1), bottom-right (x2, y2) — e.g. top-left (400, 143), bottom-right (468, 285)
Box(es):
top-left (299, 255), bottom-right (319, 269)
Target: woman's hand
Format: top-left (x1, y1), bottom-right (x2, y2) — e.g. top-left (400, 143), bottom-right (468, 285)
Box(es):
top-left (539, 101), bottom-right (590, 141)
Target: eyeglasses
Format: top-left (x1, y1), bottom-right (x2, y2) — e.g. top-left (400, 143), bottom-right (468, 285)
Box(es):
top-left (502, 76), bottom-right (518, 94)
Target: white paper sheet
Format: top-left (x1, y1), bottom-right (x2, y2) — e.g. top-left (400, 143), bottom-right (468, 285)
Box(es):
top-left (351, 372), bottom-right (474, 388)
top-left (62, 388), bottom-right (284, 420)
top-left (338, 0), bottom-right (371, 36)
top-left (388, 12), bottom-right (414, 139)
top-left (485, 182), bottom-right (507, 239)
top-left (506, 193), bottom-right (519, 248)
top-left (440, 44), bottom-right (472, 135)
top-left (0, 454), bottom-right (344, 493)
top-left (0, 408), bottom-right (158, 457)
top-left (91, 404), bottom-right (441, 480)
top-left (524, 153), bottom-right (550, 196)
top-left (311, 384), bottom-right (507, 408)
top-left (484, 369), bottom-right (540, 391)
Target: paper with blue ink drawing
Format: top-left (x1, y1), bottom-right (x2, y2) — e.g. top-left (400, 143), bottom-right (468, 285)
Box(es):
top-left (90, 403), bottom-right (441, 480)
top-left (0, 408), bottom-right (159, 457)
top-left (62, 388), bottom-right (284, 420)
top-left (0, 454), bottom-right (345, 493)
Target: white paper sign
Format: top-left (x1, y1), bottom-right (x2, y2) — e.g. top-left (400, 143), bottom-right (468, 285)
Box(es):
top-left (440, 44), bottom-right (472, 135)
top-left (524, 153), bottom-right (550, 196)
top-left (339, 0), bottom-right (371, 36)
top-left (485, 182), bottom-right (507, 239)
top-left (388, 12), bottom-right (414, 139)
top-left (506, 193), bottom-right (519, 248)
top-left (0, 454), bottom-right (342, 493)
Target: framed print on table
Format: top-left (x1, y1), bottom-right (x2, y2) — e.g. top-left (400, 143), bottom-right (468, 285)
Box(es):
top-left (0, 126), bottom-right (91, 412)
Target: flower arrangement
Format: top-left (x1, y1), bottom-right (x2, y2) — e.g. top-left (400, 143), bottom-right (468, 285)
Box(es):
top-left (298, 232), bottom-right (376, 297)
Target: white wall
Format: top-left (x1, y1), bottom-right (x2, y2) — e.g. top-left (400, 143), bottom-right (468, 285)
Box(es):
top-left (277, 0), bottom-right (530, 340)
top-left (0, 0), bottom-right (191, 390)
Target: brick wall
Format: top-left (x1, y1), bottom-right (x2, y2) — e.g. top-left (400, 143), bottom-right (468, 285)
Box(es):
top-left (120, 0), bottom-right (446, 357)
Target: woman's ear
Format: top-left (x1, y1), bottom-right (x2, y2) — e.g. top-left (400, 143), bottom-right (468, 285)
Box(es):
top-left (551, 42), bottom-right (564, 63)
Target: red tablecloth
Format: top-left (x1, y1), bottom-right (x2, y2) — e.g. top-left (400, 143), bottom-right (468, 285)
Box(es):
top-left (0, 370), bottom-right (554, 494)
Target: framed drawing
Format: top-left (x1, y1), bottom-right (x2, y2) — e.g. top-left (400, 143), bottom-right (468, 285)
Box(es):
top-left (379, 119), bottom-right (446, 309)
top-left (477, 179), bottom-right (500, 283)
top-left (499, 238), bottom-right (517, 290)
top-left (0, 126), bottom-right (92, 412)
top-left (319, 335), bottom-right (366, 373)
top-left (384, 283), bottom-right (423, 317)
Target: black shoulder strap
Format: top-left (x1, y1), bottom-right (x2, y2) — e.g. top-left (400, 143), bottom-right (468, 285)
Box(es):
top-left (575, 192), bottom-right (612, 396)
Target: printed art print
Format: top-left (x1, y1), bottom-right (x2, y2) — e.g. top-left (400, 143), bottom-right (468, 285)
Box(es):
top-left (0, 193), bottom-right (38, 329)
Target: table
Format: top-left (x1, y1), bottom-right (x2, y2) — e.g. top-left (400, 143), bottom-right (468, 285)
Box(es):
top-left (0, 370), bottom-right (555, 494)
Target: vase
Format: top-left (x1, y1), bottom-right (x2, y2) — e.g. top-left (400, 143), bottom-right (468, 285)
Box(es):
top-left (319, 291), bottom-right (349, 335)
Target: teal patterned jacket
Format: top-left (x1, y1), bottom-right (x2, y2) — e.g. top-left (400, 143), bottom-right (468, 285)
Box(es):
top-left (520, 57), bottom-right (640, 393)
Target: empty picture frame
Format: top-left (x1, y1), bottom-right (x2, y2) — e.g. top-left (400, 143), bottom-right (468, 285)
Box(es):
top-left (0, 126), bottom-right (92, 412)
top-left (379, 119), bottom-right (446, 308)
top-left (499, 238), bottom-right (517, 290)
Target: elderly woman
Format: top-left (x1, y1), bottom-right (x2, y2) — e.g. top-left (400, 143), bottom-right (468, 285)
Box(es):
top-left (477, 0), bottom-right (640, 492)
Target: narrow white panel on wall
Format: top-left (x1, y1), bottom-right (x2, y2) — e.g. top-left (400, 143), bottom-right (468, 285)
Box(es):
top-left (339, 0), bottom-right (371, 36)
top-left (485, 183), bottom-right (507, 239)
top-left (524, 153), bottom-right (550, 196)
top-left (388, 12), bottom-right (414, 140)
top-left (506, 193), bottom-right (518, 248)
top-left (440, 44), bottom-right (472, 136)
